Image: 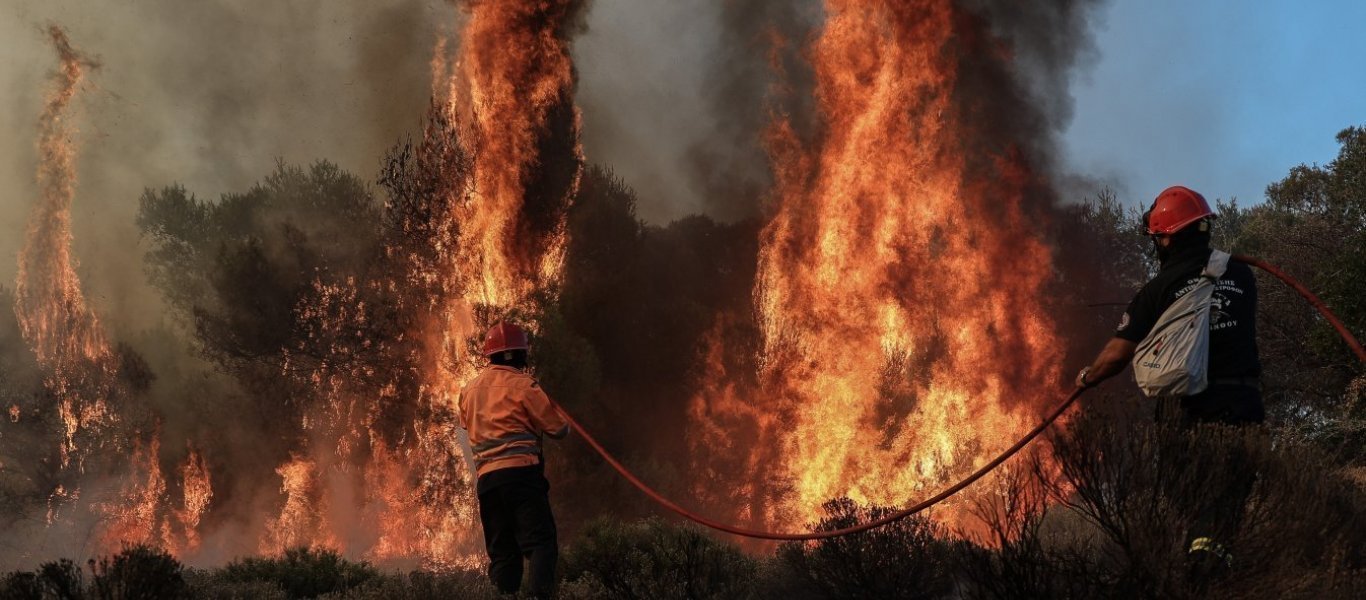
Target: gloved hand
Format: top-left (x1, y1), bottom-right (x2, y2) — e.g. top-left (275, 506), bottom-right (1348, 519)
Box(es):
top-left (1075, 367), bottom-right (1092, 389)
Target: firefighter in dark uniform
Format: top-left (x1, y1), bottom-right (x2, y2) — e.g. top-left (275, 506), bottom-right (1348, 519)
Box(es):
top-left (1074, 185), bottom-right (1263, 579)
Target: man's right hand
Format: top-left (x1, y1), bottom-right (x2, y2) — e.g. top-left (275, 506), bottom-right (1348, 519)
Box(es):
top-left (1075, 367), bottom-right (1092, 389)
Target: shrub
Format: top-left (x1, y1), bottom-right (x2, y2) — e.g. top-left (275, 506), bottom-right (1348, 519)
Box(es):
top-left (771, 498), bottom-right (955, 600)
top-left (87, 544), bottom-right (188, 600)
top-left (316, 570), bottom-right (496, 599)
top-left (217, 547), bottom-right (378, 599)
top-left (1043, 406), bottom-right (1366, 599)
top-left (0, 569), bottom-right (51, 600)
top-left (561, 517), bottom-right (760, 599)
top-left (958, 462), bottom-right (1109, 600)
top-left (184, 568), bottom-right (289, 600)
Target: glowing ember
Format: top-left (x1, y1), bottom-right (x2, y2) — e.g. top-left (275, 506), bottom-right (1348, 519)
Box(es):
top-left (45, 485), bottom-right (78, 525)
top-left (693, 0), bottom-right (1061, 529)
top-left (8, 405), bottom-right (18, 423)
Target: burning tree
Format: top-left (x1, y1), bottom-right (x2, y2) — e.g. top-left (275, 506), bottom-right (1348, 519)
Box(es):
top-left (689, 0), bottom-right (1087, 532)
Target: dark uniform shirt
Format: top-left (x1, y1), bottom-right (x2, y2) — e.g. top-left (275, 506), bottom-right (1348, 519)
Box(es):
top-left (1115, 245), bottom-right (1261, 379)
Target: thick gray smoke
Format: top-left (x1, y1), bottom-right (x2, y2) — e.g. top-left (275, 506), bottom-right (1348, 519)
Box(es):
top-left (573, 1), bottom-right (1104, 223)
top-left (0, 0), bottom-right (447, 335)
top-left (573, 0), bottom-right (820, 223)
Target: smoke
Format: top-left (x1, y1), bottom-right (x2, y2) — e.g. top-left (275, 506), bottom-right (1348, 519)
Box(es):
top-left (953, 0), bottom-right (1105, 196)
top-left (0, 1), bottom-right (451, 568)
top-left (573, 0), bottom-right (822, 223)
top-left (0, 0), bottom-right (1118, 568)
top-left (0, 0), bottom-right (448, 336)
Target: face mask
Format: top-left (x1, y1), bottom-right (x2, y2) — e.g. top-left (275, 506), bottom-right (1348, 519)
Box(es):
top-left (1150, 235), bottom-right (1173, 263)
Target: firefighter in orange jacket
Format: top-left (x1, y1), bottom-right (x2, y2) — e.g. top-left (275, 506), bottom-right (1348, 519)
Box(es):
top-left (457, 322), bottom-right (569, 598)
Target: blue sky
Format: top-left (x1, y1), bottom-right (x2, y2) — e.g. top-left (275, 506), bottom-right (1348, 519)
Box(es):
top-left (1065, 0), bottom-right (1366, 207)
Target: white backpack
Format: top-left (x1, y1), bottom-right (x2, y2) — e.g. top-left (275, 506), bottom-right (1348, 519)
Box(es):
top-left (1131, 250), bottom-right (1231, 397)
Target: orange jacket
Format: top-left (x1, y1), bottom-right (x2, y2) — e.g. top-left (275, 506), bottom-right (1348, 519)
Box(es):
top-left (456, 365), bottom-right (570, 477)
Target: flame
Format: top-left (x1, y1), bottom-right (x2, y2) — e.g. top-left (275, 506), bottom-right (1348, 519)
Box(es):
top-left (95, 436), bottom-right (214, 556)
top-left (13, 26), bottom-right (117, 470)
top-left (354, 0), bottom-right (584, 565)
top-left (434, 0), bottom-right (583, 311)
top-left (263, 0), bottom-right (586, 562)
top-left (400, 0), bottom-right (584, 565)
top-left (693, 0), bottom-right (1061, 530)
top-left (261, 455), bottom-right (339, 555)
top-left (176, 446), bottom-right (213, 554)
top-left (14, 27), bottom-right (212, 560)
top-left (97, 436), bottom-right (169, 551)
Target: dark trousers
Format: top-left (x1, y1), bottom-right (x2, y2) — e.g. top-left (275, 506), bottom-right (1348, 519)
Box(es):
top-left (1175, 383), bottom-right (1265, 427)
top-left (1157, 384), bottom-right (1264, 566)
top-left (477, 466), bottom-right (559, 597)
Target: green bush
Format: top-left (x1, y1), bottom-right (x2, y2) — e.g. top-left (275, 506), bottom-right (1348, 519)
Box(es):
top-left (216, 547), bottom-right (378, 599)
top-left (561, 517), bottom-right (760, 599)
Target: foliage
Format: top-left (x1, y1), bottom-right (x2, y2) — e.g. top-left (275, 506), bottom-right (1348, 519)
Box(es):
top-left (313, 570), bottom-right (494, 599)
top-left (1025, 406), bottom-right (1366, 599)
top-left (87, 545), bottom-right (189, 599)
top-left (959, 462), bottom-right (1108, 600)
top-left (0, 546), bottom-right (191, 600)
top-left (1207, 128), bottom-right (1366, 460)
top-left (560, 517), bottom-right (760, 600)
top-left (138, 161), bottom-right (380, 367)
top-left (771, 499), bottom-right (955, 600)
top-left (216, 547), bottom-right (378, 599)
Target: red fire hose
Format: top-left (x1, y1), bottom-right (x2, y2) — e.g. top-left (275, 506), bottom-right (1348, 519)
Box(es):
top-left (549, 256), bottom-right (1365, 541)
top-left (1233, 255), bottom-right (1366, 363)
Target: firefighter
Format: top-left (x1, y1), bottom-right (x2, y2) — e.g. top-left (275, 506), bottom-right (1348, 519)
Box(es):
top-left (1074, 185), bottom-right (1263, 581)
top-left (456, 322), bottom-right (570, 598)
top-left (1074, 185), bottom-right (1263, 422)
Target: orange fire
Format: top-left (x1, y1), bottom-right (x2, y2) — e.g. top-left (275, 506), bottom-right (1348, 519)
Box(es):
top-left (177, 446), bottom-right (213, 553)
top-left (15, 27), bottom-right (213, 560)
top-left (692, 0), bottom-right (1062, 530)
top-left (262, 456), bottom-right (339, 555)
top-left (13, 26), bottom-right (117, 470)
top-left (259, 0), bottom-right (585, 566)
top-left (98, 436), bottom-right (168, 551)
top-left (95, 436), bottom-right (212, 555)
top-left (434, 1), bottom-right (582, 310)
top-left (413, 0), bottom-right (584, 563)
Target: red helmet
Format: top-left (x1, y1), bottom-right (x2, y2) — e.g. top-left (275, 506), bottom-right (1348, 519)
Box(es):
top-left (482, 322), bottom-right (529, 356)
top-left (1146, 185), bottom-right (1214, 235)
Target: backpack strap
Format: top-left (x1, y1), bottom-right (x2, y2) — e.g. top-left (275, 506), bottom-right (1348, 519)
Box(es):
top-left (1203, 249), bottom-right (1231, 280)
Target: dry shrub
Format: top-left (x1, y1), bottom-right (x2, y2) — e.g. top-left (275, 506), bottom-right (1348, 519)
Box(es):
top-left (1034, 406), bottom-right (1366, 599)
top-left (770, 498), bottom-right (956, 600)
top-left (560, 517), bottom-right (760, 600)
top-left (214, 547), bottom-right (377, 599)
top-left (960, 460), bottom-right (1110, 600)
